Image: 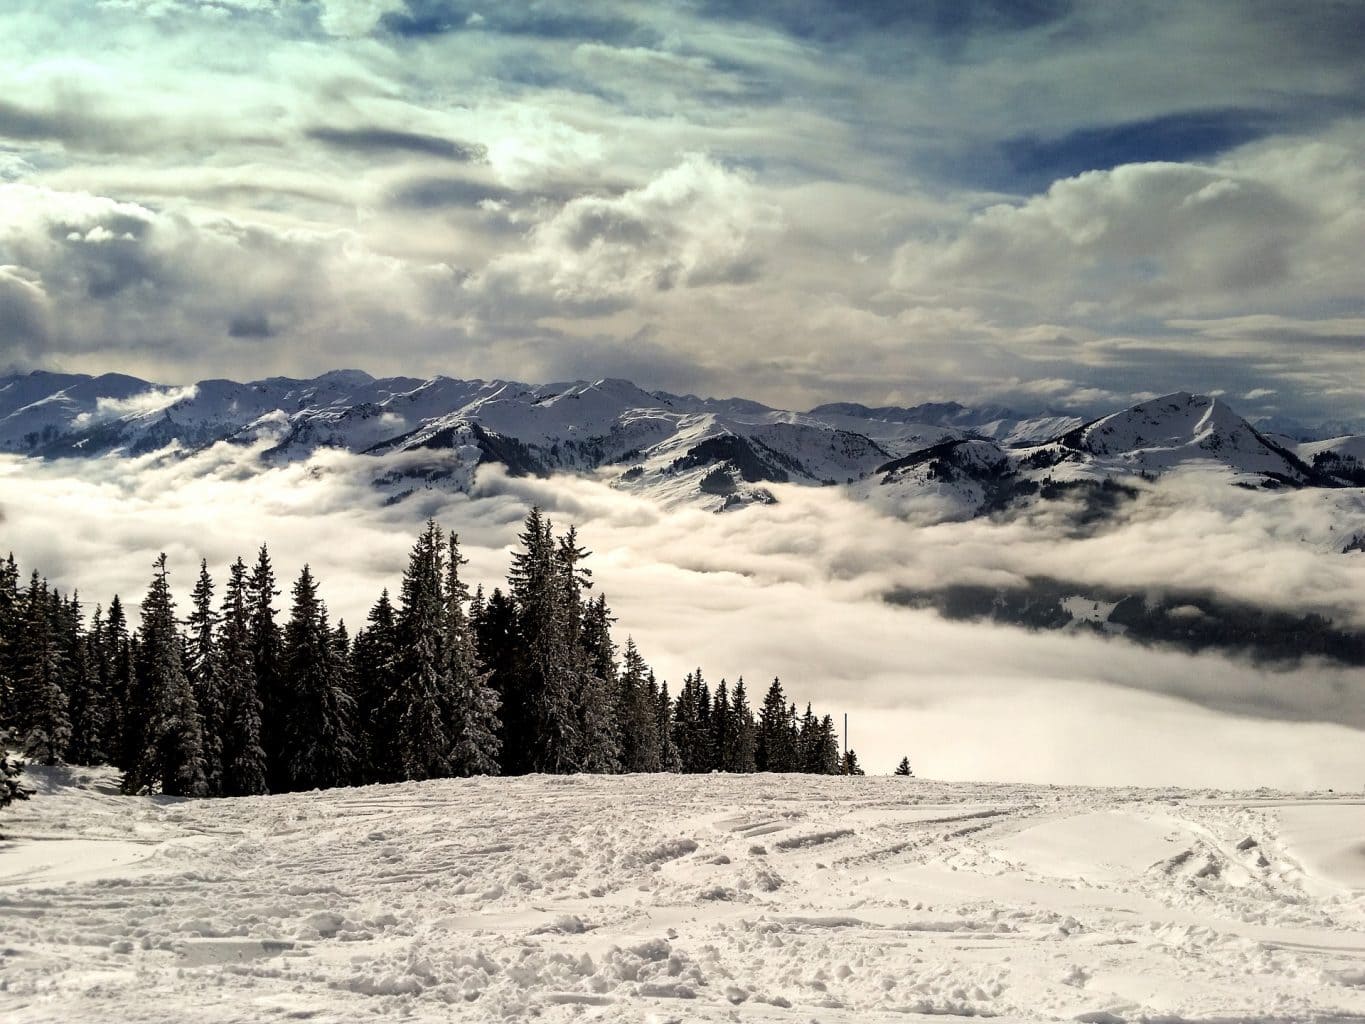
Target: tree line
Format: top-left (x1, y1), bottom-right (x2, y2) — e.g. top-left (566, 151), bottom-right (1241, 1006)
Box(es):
top-left (0, 509), bottom-right (879, 801)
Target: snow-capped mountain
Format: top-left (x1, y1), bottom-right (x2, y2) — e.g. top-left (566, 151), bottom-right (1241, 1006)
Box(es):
top-left (2, 371), bottom-right (1358, 515)
top-left (862, 392), bottom-right (1354, 519)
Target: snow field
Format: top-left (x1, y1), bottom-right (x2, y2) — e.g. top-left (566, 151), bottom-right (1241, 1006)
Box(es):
top-left (1, 768), bottom-right (1363, 1022)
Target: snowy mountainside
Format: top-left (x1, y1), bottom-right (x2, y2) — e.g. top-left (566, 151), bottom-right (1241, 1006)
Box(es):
top-left (859, 392), bottom-right (1345, 521)
top-left (3, 766), bottom-right (1364, 1023)
top-left (1298, 434), bottom-right (1365, 487)
top-left (0, 371), bottom-right (1357, 515)
top-left (1051, 392), bottom-right (1315, 481)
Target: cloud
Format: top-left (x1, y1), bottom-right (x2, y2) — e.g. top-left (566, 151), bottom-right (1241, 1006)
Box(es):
top-left (0, 0), bottom-right (1361, 423)
top-left (1, 445), bottom-right (1363, 787)
top-left (894, 161), bottom-right (1305, 317)
top-left (316, 0), bottom-right (407, 37)
top-left (70, 384), bottom-right (200, 427)
top-left (0, 264), bottom-right (52, 358)
top-left (0, 183), bottom-right (464, 376)
top-left (305, 126), bottom-right (486, 161)
top-left (472, 155), bottom-right (782, 314)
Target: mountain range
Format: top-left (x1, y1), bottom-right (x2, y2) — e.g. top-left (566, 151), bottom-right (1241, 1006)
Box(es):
top-left (3, 370), bottom-right (1363, 518)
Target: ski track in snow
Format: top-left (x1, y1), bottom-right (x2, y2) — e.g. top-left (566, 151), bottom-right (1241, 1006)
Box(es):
top-left (2, 768), bottom-right (1364, 1023)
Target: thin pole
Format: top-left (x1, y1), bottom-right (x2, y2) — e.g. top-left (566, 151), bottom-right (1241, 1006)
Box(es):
top-left (843, 713), bottom-right (847, 755)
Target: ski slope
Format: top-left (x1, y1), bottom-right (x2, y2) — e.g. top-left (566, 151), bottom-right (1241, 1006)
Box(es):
top-left (2, 767), bottom-right (1363, 1022)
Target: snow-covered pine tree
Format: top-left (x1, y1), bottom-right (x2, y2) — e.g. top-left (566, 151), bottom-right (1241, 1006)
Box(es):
top-left (218, 557), bottom-right (267, 796)
top-left (696, 674), bottom-right (714, 771)
top-left (0, 727), bottom-right (30, 817)
top-left (577, 593), bottom-right (622, 773)
top-left (63, 593), bottom-right (110, 766)
top-left (671, 670), bottom-right (703, 772)
top-left (80, 604), bottom-right (116, 765)
top-left (351, 588), bottom-right (398, 784)
top-left (817, 714), bottom-right (840, 774)
top-left (392, 521), bottom-right (453, 781)
top-left (508, 508), bottom-right (579, 773)
top-left (248, 545), bottom-right (285, 791)
top-left (279, 565), bottom-right (354, 791)
top-left (124, 555), bottom-right (207, 796)
top-left (0, 557), bottom-right (26, 813)
top-left (0, 554), bottom-right (19, 682)
top-left (474, 586), bottom-right (520, 774)
top-left (331, 618), bottom-right (353, 729)
top-left (726, 677), bottom-right (757, 773)
top-left (102, 595), bottom-right (134, 770)
top-left (797, 703), bottom-right (821, 773)
top-left (616, 637), bottom-right (659, 772)
top-left (186, 560), bottom-right (225, 795)
top-left (654, 676), bottom-right (682, 773)
top-left (14, 572), bottom-right (70, 765)
top-left (710, 679), bottom-right (733, 773)
top-left (553, 526), bottom-right (618, 773)
top-left (755, 677), bottom-right (796, 772)
top-left (895, 755), bottom-right (913, 776)
top-left (0, 556), bottom-right (19, 747)
top-left (444, 531), bottom-right (501, 777)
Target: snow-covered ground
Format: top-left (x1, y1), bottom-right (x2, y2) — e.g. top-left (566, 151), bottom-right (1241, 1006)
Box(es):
top-left (2, 768), bottom-right (1363, 1022)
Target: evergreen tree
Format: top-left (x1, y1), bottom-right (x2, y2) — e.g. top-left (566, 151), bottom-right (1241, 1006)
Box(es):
top-left (655, 677), bottom-right (681, 772)
top-left (248, 546), bottom-right (285, 791)
top-left (841, 749), bottom-right (865, 776)
top-left (1, 728), bottom-right (31, 819)
top-left (895, 755), bottom-right (913, 776)
top-left (797, 703), bottom-right (820, 773)
top-left (279, 565), bottom-right (353, 791)
top-left (218, 558), bottom-right (267, 796)
top-left (0, 560), bottom-right (24, 801)
top-left (726, 677), bottom-right (757, 773)
top-left (124, 555), bottom-right (207, 796)
top-left (817, 715), bottom-right (840, 775)
top-left (351, 589), bottom-right (398, 784)
top-left (576, 593), bottom-right (621, 773)
top-left (474, 586), bottom-right (521, 774)
top-left (14, 573), bottom-right (70, 765)
top-left (444, 533), bottom-right (501, 776)
top-left (64, 594), bottom-right (112, 765)
top-left (508, 508), bottom-right (579, 773)
top-left (696, 675), bottom-right (714, 771)
top-left (710, 679), bottom-right (733, 773)
top-left (671, 670), bottom-right (706, 772)
top-left (755, 677), bottom-right (796, 772)
top-left (186, 560), bottom-right (225, 795)
top-left (102, 595), bottom-right (134, 769)
top-left (392, 522), bottom-right (453, 780)
top-left (616, 638), bottom-right (659, 772)
top-left (0, 554), bottom-right (19, 688)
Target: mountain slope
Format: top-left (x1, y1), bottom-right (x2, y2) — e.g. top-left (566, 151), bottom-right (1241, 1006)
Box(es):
top-left (0, 372), bottom-right (1354, 515)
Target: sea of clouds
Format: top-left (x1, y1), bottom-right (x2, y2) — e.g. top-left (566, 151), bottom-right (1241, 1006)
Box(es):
top-left (3, 441), bottom-right (1363, 789)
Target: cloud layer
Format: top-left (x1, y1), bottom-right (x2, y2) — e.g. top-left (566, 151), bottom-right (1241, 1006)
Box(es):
top-left (3, 447), bottom-right (1362, 788)
top-left (0, 0), bottom-right (1360, 419)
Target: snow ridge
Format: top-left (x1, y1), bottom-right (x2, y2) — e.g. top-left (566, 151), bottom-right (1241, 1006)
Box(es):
top-left (0, 373), bottom-right (1353, 514)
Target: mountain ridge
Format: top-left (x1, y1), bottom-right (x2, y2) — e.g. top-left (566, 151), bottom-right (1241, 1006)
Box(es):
top-left (2, 370), bottom-right (1360, 517)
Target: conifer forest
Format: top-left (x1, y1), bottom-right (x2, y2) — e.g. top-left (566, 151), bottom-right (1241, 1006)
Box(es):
top-left (0, 508), bottom-right (860, 800)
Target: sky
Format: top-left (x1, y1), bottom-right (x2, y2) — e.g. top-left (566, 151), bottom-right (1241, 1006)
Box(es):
top-left (1, 0), bottom-right (1363, 422)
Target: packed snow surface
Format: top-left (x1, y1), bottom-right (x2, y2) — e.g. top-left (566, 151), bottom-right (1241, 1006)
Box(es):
top-left (3, 767), bottom-right (1364, 1022)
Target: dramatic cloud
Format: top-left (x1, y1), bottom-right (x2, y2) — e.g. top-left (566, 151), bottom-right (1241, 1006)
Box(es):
top-left (472, 155), bottom-right (781, 313)
top-left (0, 0), bottom-right (1358, 419)
top-left (3, 447), bottom-right (1363, 787)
